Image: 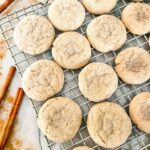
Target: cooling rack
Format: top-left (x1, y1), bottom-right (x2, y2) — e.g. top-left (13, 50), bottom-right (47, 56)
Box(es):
top-left (0, 0), bottom-right (150, 149)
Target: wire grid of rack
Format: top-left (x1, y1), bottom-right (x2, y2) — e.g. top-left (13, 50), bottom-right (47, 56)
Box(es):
top-left (0, 0), bottom-right (150, 150)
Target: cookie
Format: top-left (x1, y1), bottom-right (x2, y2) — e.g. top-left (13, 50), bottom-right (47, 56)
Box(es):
top-left (22, 60), bottom-right (64, 101)
top-left (38, 97), bottom-right (82, 142)
top-left (129, 92), bottom-right (150, 133)
top-left (48, 0), bottom-right (85, 31)
top-left (86, 15), bottom-right (126, 52)
top-left (14, 15), bottom-right (55, 55)
top-left (87, 102), bottom-right (132, 148)
top-left (115, 47), bottom-right (150, 85)
top-left (73, 146), bottom-right (93, 150)
top-left (82, 0), bottom-right (117, 15)
top-left (52, 32), bottom-right (91, 69)
top-left (122, 3), bottom-right (150, 35)
top-left (78, 62), bottom-right (118, 102)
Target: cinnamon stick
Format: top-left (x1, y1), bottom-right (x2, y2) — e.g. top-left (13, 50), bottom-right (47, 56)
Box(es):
top-left (0, 0), bottom-right (14, 13)
top-left (0, 66), bottom-right (16, 104)
top-left (0, 88), bottom-right (24, 149)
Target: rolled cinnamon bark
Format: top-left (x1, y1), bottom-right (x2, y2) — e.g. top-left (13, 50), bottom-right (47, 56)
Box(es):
top-left (0, 66), bottom-right (16, 104)
top-left (0, 88), bottom-right (24, 149)
top-left (0, 0), bottom-right (14, 13)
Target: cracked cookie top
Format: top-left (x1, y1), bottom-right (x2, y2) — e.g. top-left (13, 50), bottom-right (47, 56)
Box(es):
top-left (14, 15), bottom-right (55, 55)
top-left (48, 0), bottom-right (85, 31)
top-left (87, 102), bottom-right (132, 148)
top-left (115, 47), bottom-right (150, 84)
top-left (82, 0), bottom-right (117, 15)
top-left (38, 97), bottom-right (82, 142)
top-left (22, 60), bottom-right (64, 101)
top-left (122, 3), bottom-right (150, 35)
top-left (129, 92), bottom-right (150, 133)
top-left (86, 15), bottom-right (126, 52)
top-left (52, 32), bottom-right (91, 69)
top-left (78, 62), bottom-right (118, 102)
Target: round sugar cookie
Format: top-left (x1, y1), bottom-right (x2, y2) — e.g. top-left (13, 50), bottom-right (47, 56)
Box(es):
top-left (38, 97), bottom-right (82, 142)
top-left (14, 15), bottom-right (55, 55)
top-left (82, 0), bottom-right (117, 15)
top-left (129, 92), bottom-right (150, 133)
top-left (48, 0), bottom-right (85, 31)
top-left (87, 102), bottom-right (132, 148)
top-left (86, 15), bottom-right (126, 52)
top-left (52, 32), bottom-right (91, 69)
top-left (22, 60), bottom-right (64, 101)
top-left (78, 62), bottom-right (118, 102)
top-left (122, 3), bottom-right (150, 35)
top-left (115, 47), bottom-right (150, 85)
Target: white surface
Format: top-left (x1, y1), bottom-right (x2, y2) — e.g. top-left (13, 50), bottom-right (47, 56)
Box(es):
top-left (0, 42), bottom-right (49, 150)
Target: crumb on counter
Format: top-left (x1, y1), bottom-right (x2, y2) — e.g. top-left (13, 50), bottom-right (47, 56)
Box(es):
top-left (0, 95), bottom-right (35, 150)
top-left (0, 35), bottom-right (7, 78)
top-left (4, 123), bottom-right (35, 150)
top-left (0, 37), bottom-right (7, 60)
